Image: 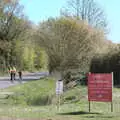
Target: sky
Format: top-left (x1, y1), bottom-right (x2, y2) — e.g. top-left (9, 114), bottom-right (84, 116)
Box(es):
top-left (20, 0), bottom-right (120, 43)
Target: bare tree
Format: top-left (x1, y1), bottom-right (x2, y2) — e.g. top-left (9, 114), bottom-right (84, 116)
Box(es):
top-left (61, 0), bottom-right (107, 31)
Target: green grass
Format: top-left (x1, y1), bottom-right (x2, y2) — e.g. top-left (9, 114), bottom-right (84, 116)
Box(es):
top-left (0, 100), bottom-right (120, 120)
top-left (0, 78), bottom-right (120, 119)
top-left (3, 77), bottom-right (55, 106)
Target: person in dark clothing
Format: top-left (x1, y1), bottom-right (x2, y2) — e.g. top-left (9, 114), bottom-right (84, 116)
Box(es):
top-left (12, 66), bottom-right (16, 81)
top-left (10, 71), bottom-right (13, 82)
top-left (18, 70), bottom-right (22, 83)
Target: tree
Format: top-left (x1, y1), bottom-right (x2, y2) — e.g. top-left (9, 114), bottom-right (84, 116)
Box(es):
top-left (0, 0), bottom-right (26, 42)
top-left (61, 0), bottom-right (107, 31)
top-left (0, 0), bottom-right (47, 72)
top-left (0, 0), bottom-right (30, 68)
top-left (36, 17), bottom-right (106, 79)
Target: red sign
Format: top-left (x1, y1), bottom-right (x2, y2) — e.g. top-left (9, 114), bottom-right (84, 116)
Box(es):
top-left (88, 73), bottom-right (112, 102)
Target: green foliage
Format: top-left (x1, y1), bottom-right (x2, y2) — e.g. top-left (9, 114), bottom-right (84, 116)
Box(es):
top-left (34, 47), bottom-right (48, 70)
top-left (22, 44), bottom-right (48, 71)
top-left (23, 47), bottom-right (35, 71)
top-left (0, 0), bottom-right (32, 71)
top-left (37, 17), bottom-right (106, 77)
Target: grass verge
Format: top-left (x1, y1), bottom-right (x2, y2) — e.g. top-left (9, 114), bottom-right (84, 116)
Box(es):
top-left (0, 78), bottom-right (120, 120)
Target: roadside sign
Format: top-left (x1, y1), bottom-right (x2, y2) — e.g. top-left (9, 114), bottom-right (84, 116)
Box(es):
top-left (56, 80), bottom-right (63, 111)
top-left (88, 72), bottom-right (113, 112)
top-left (88, 73), bottom-right (112, 102)
top-left (56, 80), bottom-right (63, 95)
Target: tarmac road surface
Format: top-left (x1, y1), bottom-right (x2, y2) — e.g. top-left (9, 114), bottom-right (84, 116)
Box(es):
top-left (0, 72), bottom-right (49, 89)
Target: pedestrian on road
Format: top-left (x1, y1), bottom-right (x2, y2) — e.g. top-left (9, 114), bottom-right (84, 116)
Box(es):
top-left (12, 66), bottom-right (16, 81)
top-left (8, 66), bottom-right (13, 83)
top-left (18, 70), bottom-right (22, 83)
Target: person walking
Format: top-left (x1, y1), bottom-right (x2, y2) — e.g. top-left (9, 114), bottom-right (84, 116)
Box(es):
top-left (12, 66), bottom-right (16, 81)
top-left (8, 66), bottom-right (13, 83)
top-left (18, 70), bottom-right (22, 83)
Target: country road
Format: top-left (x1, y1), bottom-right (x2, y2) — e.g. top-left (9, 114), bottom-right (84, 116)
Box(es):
top-left (0, 72), bottom-right (49, 89)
